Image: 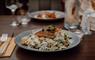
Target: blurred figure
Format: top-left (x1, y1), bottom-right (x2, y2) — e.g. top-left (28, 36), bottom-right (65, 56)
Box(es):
top-left (15, 4), bottom-right (28, 15)
top-left (15, 0), bottom-right (28, 15)
top-left (79, 0), bottom-right (92, 15)
top-left (65, 0), bottom-right (80, 25)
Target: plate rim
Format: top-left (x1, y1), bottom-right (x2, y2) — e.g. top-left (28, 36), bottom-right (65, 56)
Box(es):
top-left (28, 10), bottom-right (65, 21)
top-left (15, 29), bottom-right (81, 52)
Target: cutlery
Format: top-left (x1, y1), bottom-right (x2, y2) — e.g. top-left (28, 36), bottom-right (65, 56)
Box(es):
top-left (0, 33), bottom-right (8, 55)
top-left (0, 34), bottom-right (8, 46)
top-left (0, 33), bottom-right (14, 56)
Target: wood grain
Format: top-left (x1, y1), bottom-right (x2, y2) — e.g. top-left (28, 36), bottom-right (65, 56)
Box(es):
top-left (0, 14), bottom-right (95, 60)
top-left (0, 37), bottom-right (16, 57)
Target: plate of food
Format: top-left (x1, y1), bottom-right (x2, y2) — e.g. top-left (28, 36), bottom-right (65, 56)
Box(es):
top-left (15, 25), bottom-right (81, 52)
top-left (28, 10), bottom-right (65, 21)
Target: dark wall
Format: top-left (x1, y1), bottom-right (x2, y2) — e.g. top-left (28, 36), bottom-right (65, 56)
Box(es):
top-left (28, 0), bottom-right (64, 12)
top-left (0, 0), bottom-right (64, 15)
top-left (0, 0), bottom-right (12, 15)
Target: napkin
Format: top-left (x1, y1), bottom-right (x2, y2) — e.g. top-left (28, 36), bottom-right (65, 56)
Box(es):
top-left (0, 34), bottom-right (9, 55)
top-left (0, 37), bottom-right (16, 57)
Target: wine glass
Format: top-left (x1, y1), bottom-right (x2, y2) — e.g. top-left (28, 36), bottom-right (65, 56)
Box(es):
top-left (5, 0), bottom-right (19, 27)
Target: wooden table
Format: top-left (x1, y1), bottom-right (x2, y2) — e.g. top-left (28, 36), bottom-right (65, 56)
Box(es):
top-left (0, 16), bottom-right (95, 60)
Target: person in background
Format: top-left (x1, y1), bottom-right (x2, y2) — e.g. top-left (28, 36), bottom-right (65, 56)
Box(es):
top-left (15, 0), bottom-right (29, 15)
top-left (0, 0), bottom-right (12, 15)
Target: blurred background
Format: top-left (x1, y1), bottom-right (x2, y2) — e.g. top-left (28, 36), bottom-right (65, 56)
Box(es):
top-left (0, 0), bottom-right (65, 15)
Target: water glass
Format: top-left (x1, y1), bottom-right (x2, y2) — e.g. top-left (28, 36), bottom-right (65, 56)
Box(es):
top-left (17, 15), bottom-right (31, 26)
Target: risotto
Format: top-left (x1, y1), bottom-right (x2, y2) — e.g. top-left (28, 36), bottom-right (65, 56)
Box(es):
top-left (20, 25), bottom-right (71, 51)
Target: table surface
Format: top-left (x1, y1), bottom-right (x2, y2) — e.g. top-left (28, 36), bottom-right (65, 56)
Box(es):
top-left (0, 16), bottom-right (95, 60)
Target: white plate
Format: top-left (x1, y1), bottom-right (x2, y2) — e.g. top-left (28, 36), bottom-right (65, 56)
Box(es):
top-left (28, 10), bottom-right (65, 21)
top-left (15, 29), bottom-right (81, 52)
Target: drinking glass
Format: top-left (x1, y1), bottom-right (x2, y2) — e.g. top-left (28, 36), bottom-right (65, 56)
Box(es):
top-left (64, 0), bottom-right (81, 32)
top-left (5, 0), bottom-right (19, 27)
top-left (17, 15), bottom-right (30, 26)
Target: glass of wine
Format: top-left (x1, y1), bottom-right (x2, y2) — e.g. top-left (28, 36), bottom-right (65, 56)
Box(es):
top-left (5, 0), bottom-right (19, 27)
